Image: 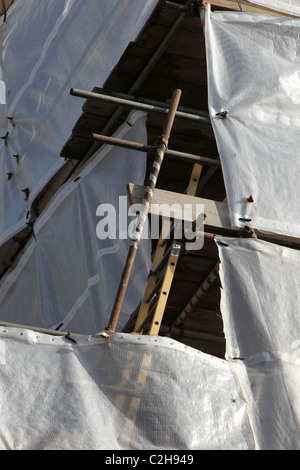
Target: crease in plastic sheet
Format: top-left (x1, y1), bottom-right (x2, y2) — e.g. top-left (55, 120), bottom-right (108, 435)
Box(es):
top-left (217, 237), bottom-right (300, 450)
top-left (248, 0), bottom-right (300, 17)
top-left (0, 0), bottom-right (158, 246)
top-left (0, 327), bottom-right (254, 450)
top-left (204, 6), bottom-right (300, 238)
top-left (0, 111), bottom-right (151, 334)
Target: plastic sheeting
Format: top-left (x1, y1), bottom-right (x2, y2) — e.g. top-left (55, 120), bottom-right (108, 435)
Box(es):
top-left (217, 237), bottom-right (300, 450)
top-left (248, 0), bottom-right (300, 17)
top-left (0, 111), bottom-right (151, 334)
top-left (204, 6), bottom-right (300, 238)
top-left (0, 0), bottom-right (158, 246)
top-left (0, 326), bottom-right (254, 450)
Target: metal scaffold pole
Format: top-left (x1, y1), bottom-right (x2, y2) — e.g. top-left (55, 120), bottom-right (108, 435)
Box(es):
top-left (91, 133), bottom-right (220, 168)
top-left (105, 89), bottom-right (182, 333)
top-left (70, 87), bottom-right (210, 124)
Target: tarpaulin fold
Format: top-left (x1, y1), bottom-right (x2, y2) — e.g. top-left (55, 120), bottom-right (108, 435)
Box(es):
top-left (0, 111), bottom-right (151, 334)
top-left (248, 0), bottom-right (300, 17)
top-left (0, 0), bottom-right (158, 246)
top-left (217, 237), bottom-right (300, 450)
top-left (0, 328), bottom-right (253, 450)
top-left (204, 6), bottom-right (300, 238)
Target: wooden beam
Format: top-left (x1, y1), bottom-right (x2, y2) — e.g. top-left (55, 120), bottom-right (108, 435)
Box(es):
top-left (0, 0), bottom-right (14, 16)
top-left (128, 183), bottom-right (300, 249)
top-left (127, 182), bottom-right (231, 228)
top-left (159, 324), bottom-right (225, 344)
top-left (208, 0), bottom-right (296, 17)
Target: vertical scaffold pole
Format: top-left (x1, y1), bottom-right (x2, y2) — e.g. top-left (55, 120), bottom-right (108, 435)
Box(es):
top-left (105, 89), bottom-right (182, 332)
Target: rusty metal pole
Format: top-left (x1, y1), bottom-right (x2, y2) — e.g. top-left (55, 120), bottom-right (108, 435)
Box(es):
top-left (106, 89), bottom-right (182, 332)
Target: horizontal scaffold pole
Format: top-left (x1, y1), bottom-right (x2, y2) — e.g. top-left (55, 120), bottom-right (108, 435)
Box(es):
top-left (70, 87), bottom-right (210, 124)
top-left (94, 87), bottom-right (210, 120)
top-left (91, 133), bottom-right (221, 168)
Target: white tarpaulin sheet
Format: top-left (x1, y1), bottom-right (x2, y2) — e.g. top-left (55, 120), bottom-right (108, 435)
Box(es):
top-left (0, 327), bottom-right (254, 450)
top-left (217, 237), bottom-right (300, 450)
top-left (0, 111), bottom-right (151, 334)
top-left (0, 0), bottom-right (158, 246)
top-left (204, 7), bottom-right (300, 238)
top-left (248, 0), bottom-right (300, 17)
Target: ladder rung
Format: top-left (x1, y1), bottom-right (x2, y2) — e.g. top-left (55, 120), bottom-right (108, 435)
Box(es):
top-left (148, 242), bottom-right (182, 336)
top-left (159, 224), bottom-right (175, 247)
top-left (151, 244), bottom-right (172, 275)
top-left (145, 274), bottom-right (164, 304)
top-left (135, 300), bottom-right (157, 333)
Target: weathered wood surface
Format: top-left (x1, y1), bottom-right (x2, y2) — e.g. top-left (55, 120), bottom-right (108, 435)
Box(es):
top-left (127, 182), bottom-right (232, 227)
top-left (209, 0), bottom-right (296, 16)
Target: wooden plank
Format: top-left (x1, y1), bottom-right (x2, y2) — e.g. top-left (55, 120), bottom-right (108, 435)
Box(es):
top-left (137, 23), bottom-right (205, 60)
top-left (0, 226), bottom-right (31, 278)
top-left (147, 115), bottom-right (214, 141)
top-left (168, 277), bottom-right (220, 298)
top-left (60, 135), bottom-right (91, 160)
top-left (127, 182), bottom-right (231, 228)
top-left (117, 46), bottom-right (207, 86)
top-left (36, 160), bottom-right (78, 213)
top-left (163, 304), bottom-right (221, 320)
top-left (149, 3), bottom-right (205, 33)
top-left (0, 0), bottom-right (14, 15)
top-left (159, 324), bottom-right (224, 343)
top-left (69, 113), bottom-right (123, 140)
top-left (181, 312), bottom-right (224, 337)
top-left (103, 71), bottom-right (208, 110)
top-left (128, 183), bottom-right (300, 248)
top-left (172, 256), bottom-right (218, 279)
top-left (118, 42), bottom-right (155, 63)
top-left (166, 283), bottom-right (221, 312)
top-left (209, 0), bottom-right (296, 16)
top-left (138, 75), bottom-right (208, 110)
